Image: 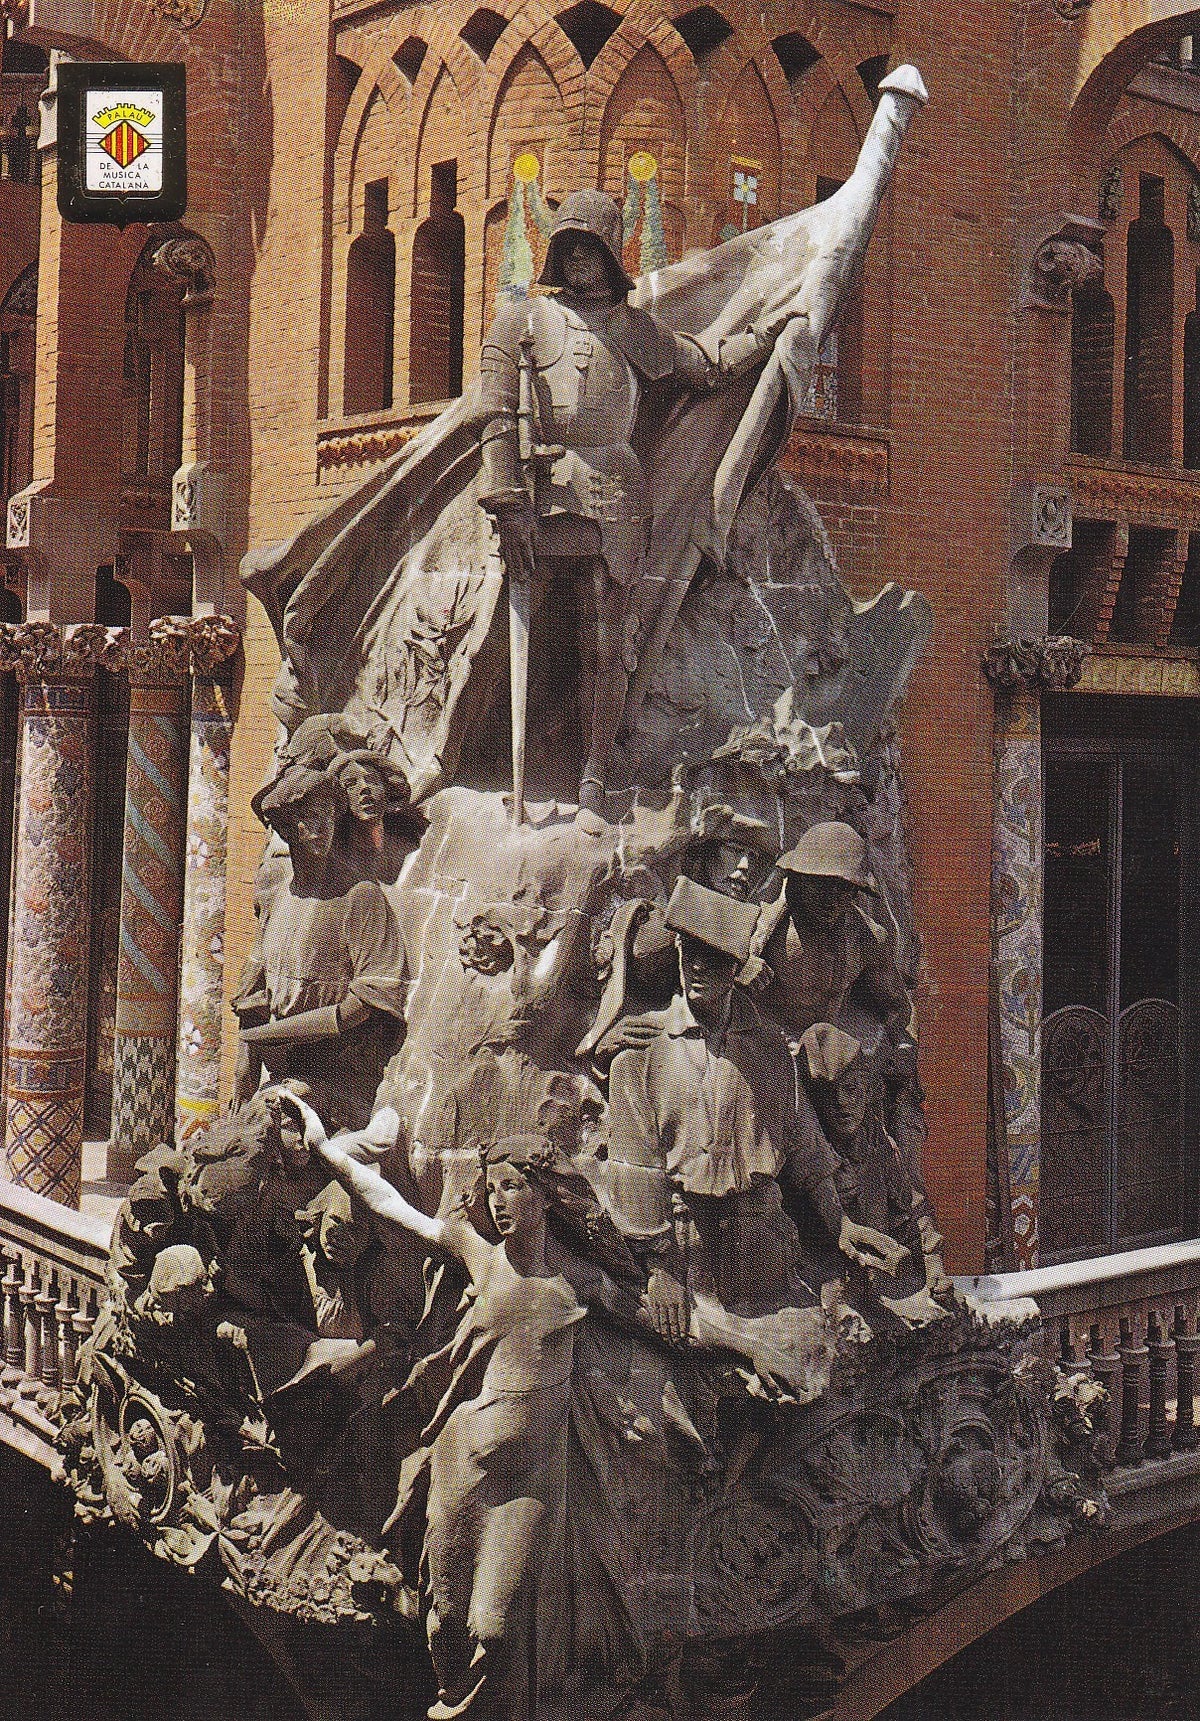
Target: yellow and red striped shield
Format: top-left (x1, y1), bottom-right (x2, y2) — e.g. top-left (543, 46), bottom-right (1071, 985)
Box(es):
top-left (100, 120), bottom-right (149, 169)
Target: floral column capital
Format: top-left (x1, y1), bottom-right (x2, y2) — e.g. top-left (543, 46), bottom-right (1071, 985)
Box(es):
top-left (982, 636), bottom-right (1090, 692)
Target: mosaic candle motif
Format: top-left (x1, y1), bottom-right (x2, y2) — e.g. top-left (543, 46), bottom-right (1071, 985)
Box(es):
top-left (109, 677), bottom-right (188, 1172)
top-left (3, 675), bottom-right (95, 1206)
top-left (174, 676), bottom-right (232, 1140)
top-left (992, 689), bottom-right (1043, 1268)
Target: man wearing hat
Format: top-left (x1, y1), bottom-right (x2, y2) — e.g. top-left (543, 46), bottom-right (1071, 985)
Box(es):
top-left (603, 876), bottom-right (907, 1337)
top-left (479, 189), bottom-right (790, 817)
top-left (752, 820), bottom-right (907, 1040)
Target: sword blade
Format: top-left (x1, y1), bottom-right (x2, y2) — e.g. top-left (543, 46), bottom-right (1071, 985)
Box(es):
top-left (509, 574), bottom-right (531, 825)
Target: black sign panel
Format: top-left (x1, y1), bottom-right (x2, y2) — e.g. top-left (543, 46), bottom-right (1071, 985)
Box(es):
top-left (56, 62), bottom-right (186, 226)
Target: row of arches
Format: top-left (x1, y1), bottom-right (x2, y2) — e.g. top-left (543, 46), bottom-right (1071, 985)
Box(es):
top-left (330, 0), bottom-right (889, 424)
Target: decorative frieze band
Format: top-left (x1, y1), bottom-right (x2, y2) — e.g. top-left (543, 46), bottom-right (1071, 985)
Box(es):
top-left (0, 616), bottom-right (241, 682)
top-left (316, 423), bottom-right (421, 474)
top-left (982, 635), bottom-right (1091, 691)
top-left (1069, 459), bottom-right (1200, 531)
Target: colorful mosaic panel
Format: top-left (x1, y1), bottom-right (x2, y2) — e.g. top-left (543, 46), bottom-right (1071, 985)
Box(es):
top-left (175, 678), bottom-right (232, 1140)
top-left (991, 689), bottom-right (1042, 1268)
top-left (110, 682), bottom-right (187, 1166)
top-left (3, 677), bottom-right (95, 1205)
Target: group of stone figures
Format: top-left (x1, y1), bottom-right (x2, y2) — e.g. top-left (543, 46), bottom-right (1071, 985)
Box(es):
top-left (60, 710), bottom-right (1106, 1721)
top-left (61, 73), bottom-right (1109, 1721)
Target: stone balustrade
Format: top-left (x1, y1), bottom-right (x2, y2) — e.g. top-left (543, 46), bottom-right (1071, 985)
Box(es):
top-left (965, 1239), bottom-right (1200, 1518)
top-left (0, 1180), bottom-right (110, 1470)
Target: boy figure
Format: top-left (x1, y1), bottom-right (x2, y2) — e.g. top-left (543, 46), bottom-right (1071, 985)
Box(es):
top-left (603, 877), bottom-right (906, 1335)
top-left (798, 1021), bottom-right (952, 1326)
top-left (752, 821), bottom-right (907, 1039)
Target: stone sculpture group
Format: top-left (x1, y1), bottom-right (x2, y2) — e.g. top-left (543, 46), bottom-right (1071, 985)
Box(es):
top-left (60, 66), bottom-right (1109, 1721)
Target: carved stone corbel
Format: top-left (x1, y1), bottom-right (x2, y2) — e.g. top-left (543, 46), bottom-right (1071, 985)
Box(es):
top-left (1025, 216), bottom-right (1104, 312)
top-left (982, 635), bottom-right (1090, 691)
top-left (148, 0), bottom-right (210, 25)
top-left (152, 233), bottom-right (216, 306)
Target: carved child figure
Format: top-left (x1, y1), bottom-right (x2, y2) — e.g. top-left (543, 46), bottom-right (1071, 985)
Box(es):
top-left (797, 1022), bottom-right (952, 1326)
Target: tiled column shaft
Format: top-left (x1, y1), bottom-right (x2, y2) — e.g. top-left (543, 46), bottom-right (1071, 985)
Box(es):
top-left (175, 621), bottom-right (239, 1140)
top-left (0, 629), bottom-right (100, 1206)
top-left (108, 647), bottom-right (189, 1179)
top-left (991, 685), bottom-right (1043, 1270)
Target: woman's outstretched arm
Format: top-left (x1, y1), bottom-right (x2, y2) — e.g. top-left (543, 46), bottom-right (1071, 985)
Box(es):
top-left (318, 1135), bottom-right (449, 1252)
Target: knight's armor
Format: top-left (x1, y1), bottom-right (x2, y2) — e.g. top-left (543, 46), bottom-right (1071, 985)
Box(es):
top-left (477, 188), bottom-right (775, 812)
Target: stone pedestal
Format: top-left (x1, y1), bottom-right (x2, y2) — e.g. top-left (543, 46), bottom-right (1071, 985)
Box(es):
top-left (174, 617), bottom-right (239, 1141)
top-left (0, 624), bottom-right (111, 1205)
top-left (107, 637), bottom-right (190, 1182)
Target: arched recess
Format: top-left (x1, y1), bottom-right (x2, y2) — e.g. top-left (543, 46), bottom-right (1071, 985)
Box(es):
top-left (122, 240), bottom-right (186, 490)
top-left (0, 261), bottom-right (37, 509)
top-left (1123, 168), bottom-right (1175, 464)
top-left (410, 162), bottom-right (465, 403)
top-left (344, 179), bottom-right (396, 414)
top-left (1072, 279), bottom-right (1116, 456)
top-left (483, 46), bottom-right (563, 326)
top-left (597, 42), bottom-right (688, 272)
top-left (1072, 4), bottom-right (1200, 132)
top-left (707, 59), bottom-right (783, 243)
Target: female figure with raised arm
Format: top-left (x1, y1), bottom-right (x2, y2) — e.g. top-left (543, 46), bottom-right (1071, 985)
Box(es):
top-left (315, 1114), bottom-right (587, 1721)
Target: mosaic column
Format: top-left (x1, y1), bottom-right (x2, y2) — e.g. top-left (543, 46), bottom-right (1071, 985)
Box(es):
top-left (0, 623), bottom-right (116, 1206)
top-left (984, 636), bottom-right (1089, 1271)
top-left (174, 616), bottom-right (240, 1141)
top-left (990, 682), bottom-right (1043, 1270)
top-left (107, 630), bottom-right (191, 1182)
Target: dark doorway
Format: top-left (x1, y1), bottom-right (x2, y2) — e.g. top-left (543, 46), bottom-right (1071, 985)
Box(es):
top-left (1040, 697), bottom-right (1199, 1261)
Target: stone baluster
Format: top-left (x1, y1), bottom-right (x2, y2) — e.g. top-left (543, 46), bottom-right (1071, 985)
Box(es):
top-left (1116, 1315), bottom-right (1147, 1467)
top-left (1173, 1306), bottom-right (1200, 1454)
top-left (36, 1271), bottom-right (60, 1408)
top-left (108, 625), bottom-right (191, 1182)
top-left (1088, 1322), bottom-right (1120, 1466)
top-left (1059, 1317), bottom-right (1077, 1367)
top-left (71, 1283), bottom-right (96, 1373)
top-left (0, 623), bottom-right (119, 1205)
top-left (18, 1254), bottom-right (41, 1397)
top-left (55, 1276), bottom-right (77, 1394)
top-left (1, 1250), bottom-right (22, 1394)
top-left (1145, 1310), bottom-right (1172, 1459)
top-left (175, 616), bottom-right (239, 1141)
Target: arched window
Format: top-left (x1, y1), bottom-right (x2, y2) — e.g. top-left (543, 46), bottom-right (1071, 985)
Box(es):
top-left (123, 242), bottom-right (185, 485)
top-left (343, 179), bottom-right (395, 414)
top-left (1184, 272), bottom-right (1200, 469)
top-left (1071, 280), bottom-right (1115, 456)
top-left (0, 261), bottom-right (36, 507)
top-left (409, 161), bottom-right (465, 405)
top-left (1123, 174), bottom-right (1174, 464)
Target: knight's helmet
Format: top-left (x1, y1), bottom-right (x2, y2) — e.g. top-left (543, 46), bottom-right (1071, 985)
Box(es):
top-left (538, 189), bottom-right (636, 295)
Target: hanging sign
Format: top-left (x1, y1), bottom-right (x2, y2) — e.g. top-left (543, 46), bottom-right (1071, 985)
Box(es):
top-left (56, 62), bottom-right (186, 225)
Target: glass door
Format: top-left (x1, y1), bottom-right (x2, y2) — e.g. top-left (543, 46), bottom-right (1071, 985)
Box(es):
top-left (1041, 730), bottom-right (1196, 1261)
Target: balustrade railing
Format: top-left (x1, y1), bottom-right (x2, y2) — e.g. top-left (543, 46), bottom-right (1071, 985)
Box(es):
top-left (0, 1182), bottom-right (110, 1470)
top-left (965, 1238), bottom-right (1200, 1495)
top-left (0, 1179), bottom-right (1198, 1503)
